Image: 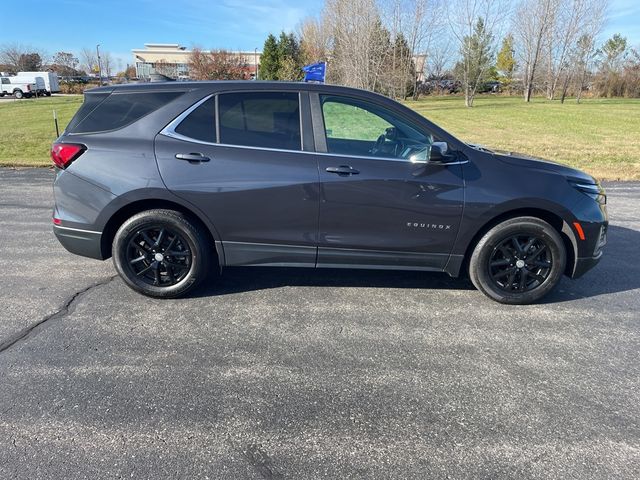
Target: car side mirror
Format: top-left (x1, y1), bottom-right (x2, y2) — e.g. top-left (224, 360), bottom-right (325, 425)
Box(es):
top-left (429, 142), bottom-right (449, 163)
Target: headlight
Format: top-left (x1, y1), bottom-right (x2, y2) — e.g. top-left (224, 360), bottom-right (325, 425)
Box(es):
top-left (569, 180), bottom-right (606, 204)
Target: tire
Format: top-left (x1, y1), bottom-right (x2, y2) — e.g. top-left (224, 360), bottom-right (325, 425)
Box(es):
top-left (112, 209), bottom-right (214, 298)
top-left (45, 91), bottom-right (51, 97)
top-left (13, 90), bottom-right (23, 99)
top-left (469, 217), bottom-right (566, 304)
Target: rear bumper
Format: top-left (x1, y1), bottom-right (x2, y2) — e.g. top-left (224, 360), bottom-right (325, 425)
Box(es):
top-left (53, 225), bottom-right (104, 260)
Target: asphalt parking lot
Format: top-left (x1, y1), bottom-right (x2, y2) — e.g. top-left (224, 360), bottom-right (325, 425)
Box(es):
top-left (0, 167), bottom-right (638, 479)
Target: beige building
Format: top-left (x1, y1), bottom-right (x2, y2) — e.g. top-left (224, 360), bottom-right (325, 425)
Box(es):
top-left (132, 44), bottom-right (261, 80)
top-left (133, 43), bottom-right (426, 82)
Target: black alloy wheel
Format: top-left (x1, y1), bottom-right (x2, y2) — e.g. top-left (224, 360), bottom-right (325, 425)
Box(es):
top-left (488, 234), bottom-right (553, 292)
top-left (469, 216), bottom-right (566, 304)
top-left (112, 209), bottom-right (214, 298)
top-left (125, 226), bottom-right (192, 287)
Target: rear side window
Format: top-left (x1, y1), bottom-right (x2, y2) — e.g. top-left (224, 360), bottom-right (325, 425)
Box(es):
top-left (218, 92), bottom-right (301, 151)
top-left (174, 97), bottom-right (216, 143)
top-left (67, 91), bottom-right (184, 134)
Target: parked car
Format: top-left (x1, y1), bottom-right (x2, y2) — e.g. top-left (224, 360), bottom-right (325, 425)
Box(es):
top-left (51, 82), bottom-right (607, 304)
top-left (0, 76), bottom-right (36, 98)
top-left (17, 71), bottom-right (60, 95)
top-left (478, 81), bottom-right (501, 93)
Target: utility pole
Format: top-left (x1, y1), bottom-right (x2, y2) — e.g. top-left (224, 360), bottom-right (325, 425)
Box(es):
top-left (254, 48), bottom-right (258, 80)
top-left (96, 44), bottom-right (103, 85)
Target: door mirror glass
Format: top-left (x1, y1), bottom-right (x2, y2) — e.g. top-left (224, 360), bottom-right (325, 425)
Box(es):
top-left (429, 141), bottom-right (449, 162)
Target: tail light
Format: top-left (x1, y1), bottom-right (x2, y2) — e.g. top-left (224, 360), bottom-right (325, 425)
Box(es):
top-left (51, 143), bottom-right (85, 169)
top-left (26, 84), bottom-right (31, 91)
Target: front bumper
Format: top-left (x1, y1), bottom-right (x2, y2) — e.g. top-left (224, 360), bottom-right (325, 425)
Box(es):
top-left (53, 225), bottom-right (104, 260)
top-left (572, 253), bottom-right (603, 278)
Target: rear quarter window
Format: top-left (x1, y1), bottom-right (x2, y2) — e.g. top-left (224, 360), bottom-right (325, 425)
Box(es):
top-left (67, 91), bottom-right (184, 134)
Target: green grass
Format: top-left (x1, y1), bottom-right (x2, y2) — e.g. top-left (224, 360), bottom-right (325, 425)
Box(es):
top-left (0, 96), bottom-right (83, 167)
top-left (1, 94), bottom-right (639, 180)
top-left (405, 96), bottom-right (640, 181)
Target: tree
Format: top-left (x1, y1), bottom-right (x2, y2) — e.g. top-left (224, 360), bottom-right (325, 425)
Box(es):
top-left (259, 34), bottom-right (280, 80)
top-left (299, 16), bottom-right (330, 65)
top-left (188, 48), bottom-right (248, 80)
top-left (496, 34), bottom-right (516, 91)
top-left (448, 0), bottom-right (507, 106)
top-left (276, 32), bottom-right (304, 80)
top-left (0, 43), bottom-right (48, 73)
top-left (514, 0), bottom-right (557, 102)
top-left (572, 33), bottom-right (597, 102)
top-left (79, 47), bottom-right (98, 75)
top-left (51, 52), bottom-right (80, 76)
top-left (458, 18), bottom-right (495, 106)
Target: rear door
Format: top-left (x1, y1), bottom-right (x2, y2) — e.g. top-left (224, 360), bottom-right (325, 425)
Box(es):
top-left (312, 93), bottom-right (464, 270)
top-left (155, 90), bottom-right (320, 267)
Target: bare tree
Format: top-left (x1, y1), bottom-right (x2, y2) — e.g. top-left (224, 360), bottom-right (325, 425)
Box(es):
top-left (0, 43), bottom-right (48, 72)
top-left (79, 47), bottom-right (98, 75)
top-left (545, 0), bottom-right (606, 99)
top-left (298, 16), bottom-right (331, 64)
top-left (391, 0), bottom-right (446, 99)
top-left (323, 0), bottom-right (390, 90)
top-left (513, 0), bottom-right (557, 102)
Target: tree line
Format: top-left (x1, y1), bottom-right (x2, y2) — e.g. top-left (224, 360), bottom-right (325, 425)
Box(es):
top-left (257, 0), bottom-right (638, 105)
top-left (0, 43), bottom-right (133, 79)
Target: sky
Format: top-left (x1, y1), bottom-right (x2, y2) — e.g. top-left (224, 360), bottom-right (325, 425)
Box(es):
top-left (0, 0), bottom-right (639, 70)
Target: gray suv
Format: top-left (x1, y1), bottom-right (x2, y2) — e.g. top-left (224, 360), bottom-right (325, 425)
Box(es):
top-left (51, 82), bottom-right (607, 304)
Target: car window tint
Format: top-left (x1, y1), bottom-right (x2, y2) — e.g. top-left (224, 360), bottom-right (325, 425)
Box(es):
top-left (175, 97), bottom-right (216, 143)
top-left (69, 91), bottom-right (184, 134)
top-left (320, 95), bottom-right (432, 160)
top-left (218, 92), bottom-right (301, 151)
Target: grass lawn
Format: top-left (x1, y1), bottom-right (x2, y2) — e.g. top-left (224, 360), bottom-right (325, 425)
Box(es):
top-left (405, 96), bottom-right (640, 181)
top-left (1, 94), bottom-right (638, 180)
top-left (0, 96), bottom-right (83, 167)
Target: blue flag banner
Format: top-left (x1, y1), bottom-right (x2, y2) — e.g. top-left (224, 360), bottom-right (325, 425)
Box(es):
top-left (302, 62), bottom-right (326, 83)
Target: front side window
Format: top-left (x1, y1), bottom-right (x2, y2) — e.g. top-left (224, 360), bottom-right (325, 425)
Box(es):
top-left (320, 95), bottom-right (432, 161)
top-left (218, 92), bottom-right (301, 151)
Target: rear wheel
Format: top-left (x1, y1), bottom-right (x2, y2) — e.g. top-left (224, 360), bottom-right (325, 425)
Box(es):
top-left (112, 209), bottom-right (214, 298)
top-left (469, 217), bottom-right (566, 304)
top-left (13, 90), bottom-right (23, 99)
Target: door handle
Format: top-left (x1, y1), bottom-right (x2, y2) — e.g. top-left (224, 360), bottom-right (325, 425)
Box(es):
top-left (326, 165), bottom-right (359, 175)
top-left (175, 152), bottom-right (210, 162)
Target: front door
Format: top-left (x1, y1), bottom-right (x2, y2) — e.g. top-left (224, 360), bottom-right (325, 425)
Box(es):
top-left (155, 91), bottom-right (320, 267)
top-left (314, 94), bottom-right (464, 270)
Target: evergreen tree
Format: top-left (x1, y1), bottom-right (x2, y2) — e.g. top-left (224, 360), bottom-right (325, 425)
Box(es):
top-left (496, 34), bottom-right (516, 91)
top-left (259, 34), bottom-right (280, 80)
top-left (459, 17), bottom-right (494, 107)
top-left (276, 31), bottom-right (303, 81)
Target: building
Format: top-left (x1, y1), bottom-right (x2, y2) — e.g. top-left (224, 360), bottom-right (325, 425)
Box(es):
top-left (133, 43), bottom-right (426, 82)
top-left (132, 44), bottom-right (261, 80)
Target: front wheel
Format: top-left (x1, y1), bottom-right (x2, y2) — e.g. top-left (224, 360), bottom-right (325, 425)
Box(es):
top-left (469, 217), bottom-right (566, 304)
top-left (112, 209), bottom-right (214, 298)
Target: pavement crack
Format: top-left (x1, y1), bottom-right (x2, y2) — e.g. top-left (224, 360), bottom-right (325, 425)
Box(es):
top-left (0, 275), bottom-right (118, 355)
top-left (233, 441), bottom-right (284, 480)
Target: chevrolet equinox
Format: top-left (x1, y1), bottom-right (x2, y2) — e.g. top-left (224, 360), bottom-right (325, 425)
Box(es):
top-left (51, 82), bottom-right (607, 304)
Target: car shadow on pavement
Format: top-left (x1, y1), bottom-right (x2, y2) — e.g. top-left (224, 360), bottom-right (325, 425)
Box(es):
top-left (542, 224), bottom-right (640, 303)
top-left (193, 225), bottom-right (640, 302)
top-left (194, 267), bottom-right (474, 298)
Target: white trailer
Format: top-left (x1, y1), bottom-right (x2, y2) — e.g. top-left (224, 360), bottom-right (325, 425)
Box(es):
top-left (17, 71), bottom-right (60, 95)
